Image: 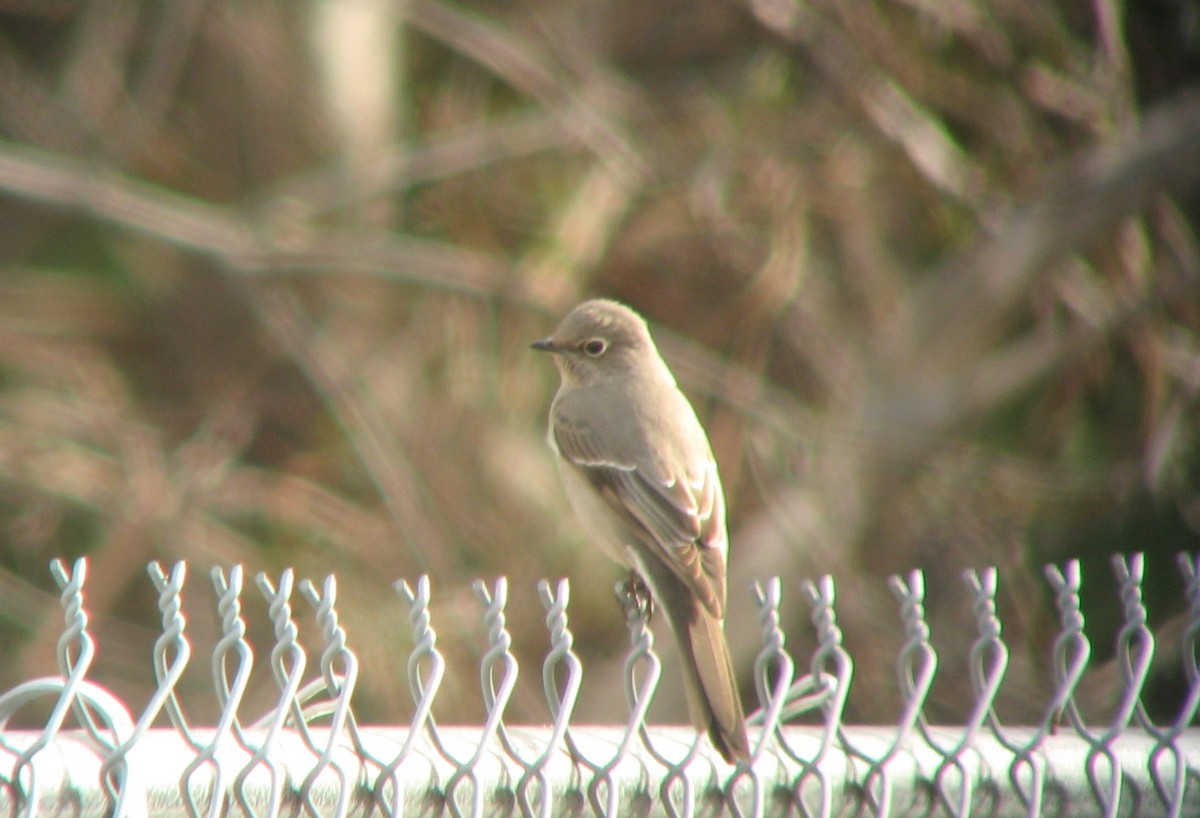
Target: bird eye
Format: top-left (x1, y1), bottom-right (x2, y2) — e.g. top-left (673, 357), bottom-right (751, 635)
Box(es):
top-left (583, 338), bottom-right (607, 357)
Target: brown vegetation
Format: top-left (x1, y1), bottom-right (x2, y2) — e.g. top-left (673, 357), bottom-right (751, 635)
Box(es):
top-left (0, 0), bottom-right (1198, 729)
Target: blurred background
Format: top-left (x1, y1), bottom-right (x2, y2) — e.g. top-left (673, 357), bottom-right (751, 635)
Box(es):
top-left (0, 0), bottom-right (1199, 730)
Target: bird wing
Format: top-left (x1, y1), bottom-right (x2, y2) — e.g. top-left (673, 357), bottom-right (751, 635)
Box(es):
top-left (552, 389), bottom-right (728, 618)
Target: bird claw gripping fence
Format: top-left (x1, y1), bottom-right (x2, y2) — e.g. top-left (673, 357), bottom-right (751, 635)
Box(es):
top-left (1, 553), bottom-right (1198, 818)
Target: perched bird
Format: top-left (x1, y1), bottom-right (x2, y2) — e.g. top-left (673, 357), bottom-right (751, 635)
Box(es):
top-left (532, 299), bottom-right (750, 763)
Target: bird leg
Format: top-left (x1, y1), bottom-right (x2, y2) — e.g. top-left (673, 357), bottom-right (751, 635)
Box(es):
top-left (616, 570), bottom-right (655, 623)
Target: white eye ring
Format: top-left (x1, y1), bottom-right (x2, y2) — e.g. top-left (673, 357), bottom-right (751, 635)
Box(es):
top-left (583, 338), bottom-right (607, 357)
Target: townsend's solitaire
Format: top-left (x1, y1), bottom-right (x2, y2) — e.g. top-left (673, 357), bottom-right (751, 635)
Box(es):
top-left (532, 299), bottom-right (750, 763)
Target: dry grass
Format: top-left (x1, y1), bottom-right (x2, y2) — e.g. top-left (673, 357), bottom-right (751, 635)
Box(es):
top-left (0, 0), bottom-right (1198, 729)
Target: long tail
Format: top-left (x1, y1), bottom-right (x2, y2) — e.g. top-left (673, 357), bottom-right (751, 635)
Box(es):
top-left (660, 582), bottom-right (750, 763)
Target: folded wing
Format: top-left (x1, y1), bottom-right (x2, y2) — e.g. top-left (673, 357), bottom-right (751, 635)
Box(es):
top-left (552, 395), bottom-right (728, 618)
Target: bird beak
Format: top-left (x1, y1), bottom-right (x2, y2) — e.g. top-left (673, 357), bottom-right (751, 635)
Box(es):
top-left (531, 338), bottom-right (557, 353)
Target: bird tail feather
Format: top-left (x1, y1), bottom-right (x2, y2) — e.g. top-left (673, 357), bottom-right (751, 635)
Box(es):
top-left (668, 597), bottom-right (750, 763)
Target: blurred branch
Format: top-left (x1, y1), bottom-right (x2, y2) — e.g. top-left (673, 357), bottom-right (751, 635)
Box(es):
top-left (0, 138), bottom-right (509, 295)
top-left (746, 0), bottom-right (990, 207)
top-left (258, 110), bottom-right (572, 219)
top-left (515, 155), bottom-right (642, 311)
top-left (0, 138), bottom-right (258, 255)
top-left (408, 0), bottom-right (649, 179)
top-left (0, 137), bottom-right (521, 582)
top-left (909, 91), bottom-right (1200, 370)
top-left (836, 93), bottom-right (1200, 467)
top-left (246, 285), bottom-right (454, 578)
top-left (656, 328), bottom-right (816, 444)
top-left (0, 138), bottom-right (816, 453)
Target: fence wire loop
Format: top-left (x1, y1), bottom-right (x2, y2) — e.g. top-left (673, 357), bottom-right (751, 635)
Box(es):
top-left (1145, 553), bottom-right (1200, 818)
top-left (515, 578), bottom-right (580, 818)
top-left (296, 575), bottom-right (357, 818)
top-left (96, 561), bottom-right (192, 818)
top-left (179, 565), bottom-right (253, 818)
top-left (439, 578), bottom-right (520, 818)
top-left (1, 553), bottom-right (1199, 818)
top-left (933, 568), bottom-right (1009, 818)
top-left (749, 578), bottom-right (793, 748)
top-left (374, 575), bottom-right (444, 818)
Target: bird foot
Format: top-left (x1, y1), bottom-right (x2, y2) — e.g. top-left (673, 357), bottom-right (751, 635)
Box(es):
top-left (616, 571), bottom-right (655, 623)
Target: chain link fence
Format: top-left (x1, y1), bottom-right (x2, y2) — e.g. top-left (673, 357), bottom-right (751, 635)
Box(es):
top-left (0, 553), bottom-right (1197, 817)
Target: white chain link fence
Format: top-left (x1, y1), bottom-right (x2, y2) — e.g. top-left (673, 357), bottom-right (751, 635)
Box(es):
top-left (0, 553), bottom-right (1197, 818)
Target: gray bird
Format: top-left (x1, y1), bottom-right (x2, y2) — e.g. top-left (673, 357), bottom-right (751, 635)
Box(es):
top-left (532, 299), bottom-right (750, 763)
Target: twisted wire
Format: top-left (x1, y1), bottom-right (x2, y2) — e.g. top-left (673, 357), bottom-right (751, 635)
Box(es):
top-left (587, 581), bottom-right (663, 818)
top-left (232, 570), bottom-right (307, 818)
top-left (516, 578), bottom-right (581, 818)
top-left (99, 561), bottom-right (192, 817)
top-left (727, 578), bottom-right (793, 818)
top-left (297, 575), bottom-right (357, 818)
top-left (440, 579), bottom-right (519, 818)
top-left (12, 559), bottom-right (96, 815)
top-left (1149, 553), bottom-right (1200, 817)
top-left (0, 555), bottom-right (1197, 818)
top-left (179, 565), bottom-right (253, 818)
top-left (0, 559), bottom-right (136, 818)
top-left (620, 586), bottom-right (702, 818)
top-left (933, 568), bottom-right (1010, 818)
top-left (859, 570), bottom-right (938, 818)
top-left (1113, 555), bottom-right (1156, 737)
top-left (1080, 555), bottom-right (1151, 818)
top-left (1004, 560), bottom-right (1091, 818)
top-left (375, 576), bottom-right (445, 818)
top-left (785, 576), bottom-right (851, 818)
